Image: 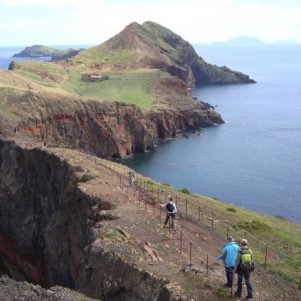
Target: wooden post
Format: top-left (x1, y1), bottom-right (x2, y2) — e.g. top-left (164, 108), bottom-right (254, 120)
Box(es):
top-left (198, 206), bottom-right (201, 222)
top-left (185, 198), bottom-right (188, 216)
top-left (264, 244), bottom-right (268, 269)
top-left (211, 209), bottom-right (214, 231)
top-left (164, 191), bottom-right (167, 202)
top-left (139, 192), bottom-right (141, 206)
top-left (226, 222), bottom-right (229, 237)
top-left (153, 200), bottom-right (155, 215)
top-left (160, 205), bottom-right (162, 223)
top-left (206, 254), bottom-right (209, 275)
top-left (244, 231), bottom-right (247, 239)
top-left (157, 187), bottom-right (159, 199)
top-left (189, 242), bottom-right (192, 265)
top-left (180, 228), bottom-right (183, 253)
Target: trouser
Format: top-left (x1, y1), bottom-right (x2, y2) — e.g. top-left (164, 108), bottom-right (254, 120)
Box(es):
top-left (164, 213), bottom-right (175, 227)
top-left (225, 266), bottom-right (235, 287)
top-left (237, 271), bottom-right (253, 297)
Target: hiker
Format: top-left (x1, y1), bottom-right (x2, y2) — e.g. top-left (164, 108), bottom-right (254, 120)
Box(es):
top-left (217, 236), bottom-right (240, 288)
top-left (234, 239), bottom-right (254, 299)
top-left (128, 171), bottom-right (135, 187)
top-left (162, 195), bottom-right (177, 228)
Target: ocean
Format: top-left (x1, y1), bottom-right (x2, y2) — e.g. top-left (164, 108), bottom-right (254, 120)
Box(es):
top-left (1, 45), bottom-right (301, 223)
top-left (124, 44), bottom-right (301, 223)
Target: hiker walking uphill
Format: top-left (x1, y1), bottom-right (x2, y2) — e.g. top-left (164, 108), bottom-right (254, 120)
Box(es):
top-left (162, 195), bottom-right (177, 228)
top-left (234, 239), bottom-right (255, 299)
top-left (217, 236), bottom-right (240, 288)
top-left (128, 171), bottom-right (135, 187)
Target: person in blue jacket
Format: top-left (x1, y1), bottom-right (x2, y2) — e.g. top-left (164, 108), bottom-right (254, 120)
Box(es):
top-left (217, 236), bottom-right (240, 288)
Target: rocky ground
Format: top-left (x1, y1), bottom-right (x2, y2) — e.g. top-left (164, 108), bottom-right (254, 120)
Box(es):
top-left (0, 275), bottom-right (98, 301)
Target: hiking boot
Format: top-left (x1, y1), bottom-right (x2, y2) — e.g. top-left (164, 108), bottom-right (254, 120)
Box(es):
top-left (234, 291), bottom-right (241, 297)
top-left (246, 295), bottom-right (253, 299)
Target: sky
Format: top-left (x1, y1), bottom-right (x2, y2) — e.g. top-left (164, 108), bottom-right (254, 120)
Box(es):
top-left (0, 0), bottom-right (301, 46)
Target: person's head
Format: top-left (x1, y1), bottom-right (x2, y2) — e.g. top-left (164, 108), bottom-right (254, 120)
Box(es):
top-left (168, 195), bottom-right (173, 202)
top-left (227, 236), bottom-right (234, 242)
top-left (240, 239), bottom-right (248, 246)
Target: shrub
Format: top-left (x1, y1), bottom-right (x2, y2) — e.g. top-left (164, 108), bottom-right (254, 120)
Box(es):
top-left (179, 188), bottom-right (191, 194)
top-left (77, 173), bottom-right (94, 183)
top-left (227, 207), bottom-right (237, 213)
top-left (97, 230), bottom-right (124, 240)
top-left (236, 219), bottom-right (271, 233)
top-left (216, 288), bottom-right (231, 299)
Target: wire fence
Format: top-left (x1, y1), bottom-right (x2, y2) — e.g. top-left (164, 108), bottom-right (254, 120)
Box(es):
top-left (97, 158), bottom-right (301, 290)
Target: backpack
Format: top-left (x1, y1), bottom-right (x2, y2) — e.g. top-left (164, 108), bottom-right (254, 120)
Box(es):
top-left (166, 203), bottom-right (175, 213)
top-left (239, 249), bottom-right (255, 272)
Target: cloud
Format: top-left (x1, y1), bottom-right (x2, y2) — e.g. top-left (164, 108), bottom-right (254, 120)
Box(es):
top-left (0, 0), bottom-right (300, 45)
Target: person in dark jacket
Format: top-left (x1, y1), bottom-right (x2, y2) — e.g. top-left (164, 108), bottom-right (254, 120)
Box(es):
top-left (162, 195), bottom-right (177, 228)
top-left (234, 239), bottom-right (254, 299)
top-left (217, 236), bottom-right (240, 287)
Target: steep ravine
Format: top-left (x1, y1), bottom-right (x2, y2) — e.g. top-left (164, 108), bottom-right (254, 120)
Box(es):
top-left (0, 139), bottom-right (181, 300)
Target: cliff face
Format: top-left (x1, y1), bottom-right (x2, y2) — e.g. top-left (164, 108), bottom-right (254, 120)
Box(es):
top-left (17, 99), bottom-right (222, 158)
top-left (0, 140), bottom-right (180, 300)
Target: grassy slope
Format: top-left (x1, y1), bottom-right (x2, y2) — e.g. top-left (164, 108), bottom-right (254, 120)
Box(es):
top-left (7, 60), bottom-right (194, 111)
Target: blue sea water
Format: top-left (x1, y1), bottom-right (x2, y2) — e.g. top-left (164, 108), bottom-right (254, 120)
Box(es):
top-left (124, 45), bottom-right (301, 223)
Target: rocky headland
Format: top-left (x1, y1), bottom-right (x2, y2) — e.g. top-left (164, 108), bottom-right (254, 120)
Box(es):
top-left (12, 45), bottom-right (83, 61)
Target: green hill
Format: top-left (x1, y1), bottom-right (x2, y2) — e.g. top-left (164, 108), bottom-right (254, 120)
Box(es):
top-left (74, 21), bottom-right (255, 85)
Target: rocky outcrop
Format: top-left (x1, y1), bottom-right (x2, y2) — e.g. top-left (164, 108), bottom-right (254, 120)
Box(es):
top-left (0, 276), bottom-right (99, 301)
top-left (17, 99), bottom-right (222, 158)
top-left (0, 139), bottom-right (183, 300)
top-left (12, 45), bottom-right (83, 60)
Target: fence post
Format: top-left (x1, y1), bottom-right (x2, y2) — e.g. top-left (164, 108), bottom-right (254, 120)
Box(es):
top-left (157, 187), bottom-right (159, 199)
top-left (160, 205), bottom-right (162, 223)
top-left (189, 242), bottom-right (192, 265)
top-left (180, 228), bottom-right (183, 253)
top-left (264, 244), bottom-right (268, 269)
top-left (206, 254), bottom-right (209, 275)
top-left (226, 221), bottom-right (229, 237)
top-left (164, 191), bottom-right (167, 202)
top-left (139, 192), bottom-right (141, 206)
top-left (244, 231), bottom-right (247, 239)
top-left (211, 209), bottom-right (214, 231)
top-left (198, 206), bottom-right (201, 222)
top-left (185, 198), bottom-right (188, 216)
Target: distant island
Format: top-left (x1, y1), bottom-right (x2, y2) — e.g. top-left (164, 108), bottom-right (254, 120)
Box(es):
top-left (12, 44), bottom-right (84, 60)
top-left (209, 36), bottom-right (300, 46)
